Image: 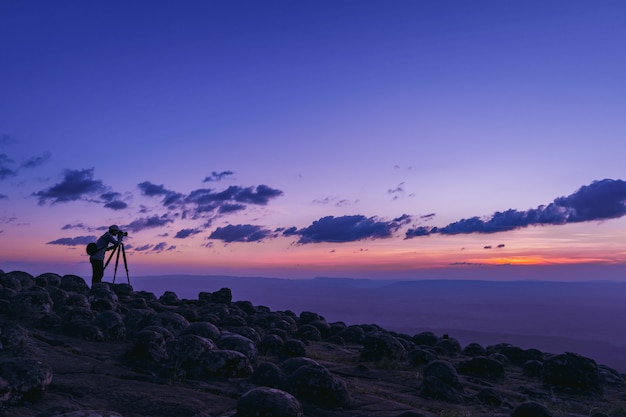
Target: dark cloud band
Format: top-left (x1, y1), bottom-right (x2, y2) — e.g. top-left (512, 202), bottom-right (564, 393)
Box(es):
top-left (406, 179), bottom-right (626, 238)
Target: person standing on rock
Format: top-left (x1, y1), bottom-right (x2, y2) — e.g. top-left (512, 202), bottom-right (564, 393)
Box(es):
top-left (89, 225), bottom-right (121, 285)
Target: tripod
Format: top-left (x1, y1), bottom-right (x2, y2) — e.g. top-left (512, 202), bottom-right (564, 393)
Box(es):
top-left (103, 234), bottom-right (130, 285)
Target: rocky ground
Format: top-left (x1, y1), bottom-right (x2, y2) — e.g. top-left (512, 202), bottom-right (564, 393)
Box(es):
top-left (1, 269), bottom-right (625, 417)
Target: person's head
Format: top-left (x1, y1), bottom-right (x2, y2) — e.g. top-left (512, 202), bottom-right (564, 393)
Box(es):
top-left (108, 224), bottom-right (120, 235)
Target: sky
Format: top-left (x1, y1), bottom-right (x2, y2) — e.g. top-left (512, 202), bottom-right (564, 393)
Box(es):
top-left (1, 1), bottom-right (626, 281)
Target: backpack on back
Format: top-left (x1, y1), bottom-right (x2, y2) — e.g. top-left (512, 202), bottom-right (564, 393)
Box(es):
top-left (86, 242), bottom-right (98, 256)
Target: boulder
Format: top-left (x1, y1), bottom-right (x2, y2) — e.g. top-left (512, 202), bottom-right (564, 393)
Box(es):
top-left (123, 308), bottom-right (157, 338)
top-left (252, 362), bottom-right (287, 388)
top-left (150, 311), bottom-right (190, 335)
top-left (35, 272), bottom-right (62, 287)
top-left (541, 352), bottom-right (602, 393)
top-left (218, 332), bottom-right (258, 365)
top-left (296, 323), bottom-right (322, 341)
top-left (60, 275), bottom-right (90, 295)
top-left (280, 339), bottom-right (306, 359)
top-left (511, 401), bottom-right (553, 417)
top-left (126, 329), bottom-right (169, 369)
top-left (418, 360), bottom-right (464, 403)
top-left (168, 334), bottom-right (216, 376)
top-left (412, 331), bottom-right (439, 347)
top-left (0, 320), bottom-right (29, 350)
top-left (284, 363), bottom-right (350, 406)
top-left (456, 356), bottom-right (505, 380)
top-left (280, 357), bottom-right (321, 375)
top-left (259, 334), bottom-right (284, 356)
top-left (3, 271), bottom-right (35, 290)
top-left (197, 350), bottom-right (253, 378)
top-left (93, 310), bottom-right (126, 341)
top-left (359, 331), bottom-right (407, 362)
top-left (178, 321), bottom-right (221, 342)
top-left (0, 358), bottom-right (53, 405)
top-left (433, 337), bottom-right (462, 356)
top-left (522, 360), bottom-right (543, 378)
top-left (237, 387), bottom-right (303, 417)
top-left (159, 291), bottom-right (182, 306)
top-left (8, 290), bottom-right (53, 318)
top-left (408, 347), bottom-right (438, 367)
top-left (89, 285), bottom-right (119, 312)
top-left (337, 325), bottom-right (366, 343)
top-left (463, 342), bottom-right (488, 357)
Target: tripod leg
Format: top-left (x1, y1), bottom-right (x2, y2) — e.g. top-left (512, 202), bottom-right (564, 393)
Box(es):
top-left (104, 245), bottom-right (117, 271)
top-left (120, 244), bottom-right (131, 285)
top-left (113, 244), bottom-right (122, 284)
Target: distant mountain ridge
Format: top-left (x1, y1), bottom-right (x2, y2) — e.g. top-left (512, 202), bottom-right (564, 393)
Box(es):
top-left (131, 275), bottom-right (626, 372)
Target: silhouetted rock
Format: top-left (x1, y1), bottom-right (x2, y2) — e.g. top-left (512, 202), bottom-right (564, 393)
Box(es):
top-left (408, 347), bottom-right (438, 367)
top-left (456, 356), bottom-right (505, 380)
top-left (284, 363), bottom-right (350, 406)
top-left (60, 274), bottom-right (90, 295)
top-left (418, 360), bottom-right (464, 403)
top-left (280, 338), bottom-right (306, 359)
top-left (9, 290), bottom-right (53, 317)
top-left (0, 358), bottom-right (53, 405)
top-left (433, 336), bottom-right (462, 356)
top-left (542, 352), bottom-right (602, 394)
top-left (252, 362), bottom-right (287, 388)
top-left (197, 349), bottom-right (253, 378)
top-left (511, 401), bottom-right (553, 417)
top-left (0, 269), bottom-right (624, 417)
top-left (522, 359), bottom-right (543, 378)
top-left (237, 386), bottom-right (303, 417)
top-left (359, 331), bottom-right (408, 362)
top-left (463, 342), bottom-right (488, 357)
top-left (126, 329), bottom-right (169, 370)
top-left (412, 331), bottom-right (439, 347)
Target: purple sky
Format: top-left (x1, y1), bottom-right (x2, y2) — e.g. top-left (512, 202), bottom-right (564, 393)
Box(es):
top-left (2, 1), bottom-right (626, 280)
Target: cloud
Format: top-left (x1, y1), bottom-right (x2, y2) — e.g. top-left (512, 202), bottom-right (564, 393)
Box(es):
top-left (61, 223), bottom-right (87, 230)
top-left (47, 235), bottom-right (96, 246)
top-left (32, 168), bottom-right (108, 205)
top-left (312, 196), bottom-right (353, 207)
top-left (140, 180), bottom-right (283, 220)
top-left (218, 203), bottom-right (246, 214)
top-left (137, 181), bottom-right (184, 207)
top-left (100, 191), bottom-right (128, 210)
top-left (174, 228), bottom-right (202, 239)
top-left (406, 179), bottom-right (626, 238)
top-left (212, 185), bottom-right (283, 205)
top-left (152, 242), bottom-right (168, 252)
top-left (21, 151), bottom-right (51, 169)
top-left (388, 182), bottom-right (405, 199)
top-left (125, 215), bottom-right (174, 232)
top-left (0, 154), bottom-right (17, 180)
top-left (0, 194), bottom-right (8, 200)
top-left (203, 171), bottom-right (234, 182)
top-left (209, 224), bottom-right (274, 243)
top-left (287, 214), bottom-right (407, 244)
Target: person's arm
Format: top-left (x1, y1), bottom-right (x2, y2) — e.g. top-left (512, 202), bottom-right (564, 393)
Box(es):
top-left (106, 233), bottom-right (120, 248)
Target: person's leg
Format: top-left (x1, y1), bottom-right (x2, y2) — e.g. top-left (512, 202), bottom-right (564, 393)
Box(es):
top-left (91, 259), bottom-right (104, 285)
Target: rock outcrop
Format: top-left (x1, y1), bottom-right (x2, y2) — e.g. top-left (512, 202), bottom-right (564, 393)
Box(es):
top-left (0, 269), bottom-right (625, 417)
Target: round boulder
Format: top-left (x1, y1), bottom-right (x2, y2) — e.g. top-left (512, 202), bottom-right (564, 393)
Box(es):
top-left (237, 387), bottom-right (303, 417)
top-left (285, 364), bottom-right (349, 406)
top-left (360, 332), bottom-right (407, 362)
top-left (456, 356), bottom-right (505, 380)
top-left (511, 401), bottom-right (553, 417)
top-left (0, 358), bottom-right (53, 405)
top-left (541, 352), bottom-right (602, 393)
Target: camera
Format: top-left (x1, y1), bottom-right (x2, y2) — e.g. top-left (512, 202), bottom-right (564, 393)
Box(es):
top-left (119, 230), bottom-right (128, 237)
